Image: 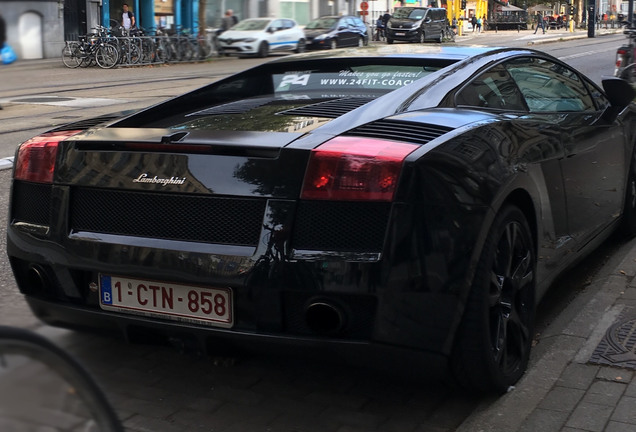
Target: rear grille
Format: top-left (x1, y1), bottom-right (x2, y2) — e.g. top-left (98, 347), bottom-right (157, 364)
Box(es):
top-left (70, 188), bottom-right (266, 246)
top-left (50, 114), bottom-right (122, 132)
top-left (12, 181), bottom-right (52, 225)
top-left (278, 97), bottom-right (375, 118)
top-left (291, 201), bottom-right (390, 252)
top-left (345, 120), bottom-right (453, 145)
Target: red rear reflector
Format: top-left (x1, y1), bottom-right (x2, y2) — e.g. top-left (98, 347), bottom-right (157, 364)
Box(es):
top-left (14, 130), bottom-right (82, 183)
top-left (301, 136), bottom-right (417, 201)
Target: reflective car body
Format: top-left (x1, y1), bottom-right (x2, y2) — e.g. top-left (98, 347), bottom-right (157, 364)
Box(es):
top-left (8, 46), bottom-right (636, 393)
top-left (217, 18), bottom-right (306, 57)
top-left (304, 15), bottom-right (369, 49)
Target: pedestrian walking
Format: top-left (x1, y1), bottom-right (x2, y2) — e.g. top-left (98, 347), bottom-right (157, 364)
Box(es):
top-left (471, 15), bottom-right (477, 32)
top-left (476, 16), bottom-right (482, 33)
top-left (534, 13), bottom-right (545, 34)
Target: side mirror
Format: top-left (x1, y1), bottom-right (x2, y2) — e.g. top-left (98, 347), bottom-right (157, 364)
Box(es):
top-left (602, 76), bottom-right (636, 107)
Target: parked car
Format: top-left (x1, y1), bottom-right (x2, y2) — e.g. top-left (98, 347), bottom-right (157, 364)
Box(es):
top-left (217, 17), bottom-right (306, 57)
top-left (304, 15), bottom-right (369, 49)
top-left (386, 7), bottom-right (448, 43)
top-left (8, 45), bottom-right (636, 394)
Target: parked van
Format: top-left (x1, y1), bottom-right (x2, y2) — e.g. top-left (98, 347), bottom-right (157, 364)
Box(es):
top-left (386, 7), bottom-right (447, 43)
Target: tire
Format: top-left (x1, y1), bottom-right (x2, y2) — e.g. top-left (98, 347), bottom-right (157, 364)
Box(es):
top-left (257, 41), bottom-right (269, 58)
top-left (295, 38), bottom-right (306, 53)
top-left (330, 39), bottom-right (337, 50)
top-left (61, 43), bottom-right (82, 68)
top-left (622, 151), bottom-right (636, 236)
top-left (95, 44), bottom-right (119, 69)
top-left (386, 38), bottom-right (394, 44)
top-left (620, 63), bottom-right (636, 84)
top-left (358, 36), bottom-right (365, 47)
top-left (418, 31), bottom-right (426, 43)
top-left (451, 205), bottom-right (536, 394)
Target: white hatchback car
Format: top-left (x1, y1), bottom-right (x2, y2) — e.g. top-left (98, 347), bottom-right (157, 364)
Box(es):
top-left (217, 18), bottom-right (306, 57)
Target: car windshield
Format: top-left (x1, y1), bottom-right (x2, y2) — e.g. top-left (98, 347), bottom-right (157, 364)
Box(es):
top-left (305, 18), bottom-right (338, 29)
top-left (393, 8), bottom-right (427, 20)
top-left (232, 19), bottom-right (270, 31)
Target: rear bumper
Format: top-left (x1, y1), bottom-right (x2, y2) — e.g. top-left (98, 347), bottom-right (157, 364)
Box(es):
top-left (25, 295), bottom-right (450, 377)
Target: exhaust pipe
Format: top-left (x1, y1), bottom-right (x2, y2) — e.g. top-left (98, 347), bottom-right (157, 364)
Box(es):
top-left (305, 301), bottom-right (345, 334)
top-left (27, 264), bottom-right (50, 293)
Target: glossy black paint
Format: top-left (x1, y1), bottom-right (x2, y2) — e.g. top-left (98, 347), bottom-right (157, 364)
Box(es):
top-left (7, 46), bottom-right (636, 373)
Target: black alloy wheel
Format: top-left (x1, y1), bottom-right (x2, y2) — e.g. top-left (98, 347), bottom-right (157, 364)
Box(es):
top-left (452, 205), bottom-right (536, 394)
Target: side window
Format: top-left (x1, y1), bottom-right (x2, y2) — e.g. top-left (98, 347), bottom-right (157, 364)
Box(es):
top-left (456, 64), bottom-right (527, 111)
top-left (270, 19), bottom-right (283, 31)
top-left (504, 57), bottom-right (596, 112)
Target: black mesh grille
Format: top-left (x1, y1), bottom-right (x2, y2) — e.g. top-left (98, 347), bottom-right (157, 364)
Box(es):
top-left (292, 201), bottom-right (390, 252)
top-left (12, 181), bottom-right (52, 226)
top-left (277, 98), bottom-right (375, 118)
top-left (70, 188), bottom-right (266, 246)
top-left (50, 114), bottom-right (122, 132)
top-left (345, 120), bottom-right (453, 145)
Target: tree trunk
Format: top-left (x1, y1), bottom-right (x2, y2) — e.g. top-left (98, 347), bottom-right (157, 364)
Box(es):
top-left (199, 0), bottom-right (207, 36)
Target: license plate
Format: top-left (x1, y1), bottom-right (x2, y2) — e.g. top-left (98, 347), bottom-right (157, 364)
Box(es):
top-left (395, 32), bottom-right (406, 36)
top-left (99, 274), bottom-right (233, 328)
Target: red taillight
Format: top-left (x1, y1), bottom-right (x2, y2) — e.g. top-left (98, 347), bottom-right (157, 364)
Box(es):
top-left (617, 49), bottom-right (629, 68)
top-left (14, 130), bottom-right (82, 183)
top-left (301, 136), bottom-right (418, 201)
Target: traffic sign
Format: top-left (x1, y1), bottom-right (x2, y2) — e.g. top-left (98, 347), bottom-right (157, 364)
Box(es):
top-left (359, 10), bottom-right (369, 15)
top-left (360, 2), bottom-right (369, 10)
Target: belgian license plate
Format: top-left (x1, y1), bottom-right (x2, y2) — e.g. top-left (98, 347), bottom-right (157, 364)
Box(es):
top-left (99, 274), bottom-right (233, 328)
top-left (395, 32), bottom-right (406, 36)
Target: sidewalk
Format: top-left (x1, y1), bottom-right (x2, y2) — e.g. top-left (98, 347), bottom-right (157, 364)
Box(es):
top-left (453, 24), bottom-right (621, 46)
top-left (457, 237), bottom-right (636, 432)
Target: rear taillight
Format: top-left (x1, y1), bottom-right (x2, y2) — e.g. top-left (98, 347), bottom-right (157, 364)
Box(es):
top-left (301, 136), bottom-right (417, 201)
top-left (616, 48), bottom-right (628, 68)
top-left (14, 130), bottom-right (81, 183)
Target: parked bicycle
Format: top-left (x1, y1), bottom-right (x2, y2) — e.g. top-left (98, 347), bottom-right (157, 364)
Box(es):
top-left (61, 27), bottom-right (119, 69)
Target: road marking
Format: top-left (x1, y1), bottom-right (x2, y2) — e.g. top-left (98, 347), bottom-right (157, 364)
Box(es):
top-left (0, 157), bottom-right (14, 170)
top-left (559, 50), bottom-right (605, 60)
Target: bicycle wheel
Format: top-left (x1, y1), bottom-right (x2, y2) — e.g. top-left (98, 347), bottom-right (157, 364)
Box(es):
top-left (61, 42), bottom-right (82, 68)
top-left (95, 44), bottom-right (119, 69)
top-left (0, 326), bottom-right (123, 431)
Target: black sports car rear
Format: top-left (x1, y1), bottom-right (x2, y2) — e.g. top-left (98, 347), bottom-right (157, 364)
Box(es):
top-left (8, 46), bottom-right (636, 393)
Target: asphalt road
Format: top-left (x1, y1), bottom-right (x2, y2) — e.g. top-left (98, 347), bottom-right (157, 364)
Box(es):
top-left (0, 31), bottom-right (630, 431)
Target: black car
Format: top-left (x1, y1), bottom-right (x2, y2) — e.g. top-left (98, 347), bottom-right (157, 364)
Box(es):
top-left (305, 15), bottom-right (369, 49)
top-left (8, 46), bottom-right (636, 393)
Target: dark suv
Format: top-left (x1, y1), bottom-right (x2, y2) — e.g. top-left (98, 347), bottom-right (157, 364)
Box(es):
top-left (305, 15), bottom-right (369, 49)
top-left (386, 7), bottom-right (447, 44)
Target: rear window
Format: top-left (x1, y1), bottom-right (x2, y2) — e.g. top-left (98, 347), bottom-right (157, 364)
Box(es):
top-left (273, 65), bottom-right (442, 94)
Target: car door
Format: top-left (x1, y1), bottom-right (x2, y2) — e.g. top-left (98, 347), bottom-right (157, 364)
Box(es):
top-left (506, 57), bottom-right (626, 246)
top-left (266, 19), bottom-right (292, 51)
top-left (454, 63), bottom-right (570, 271)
